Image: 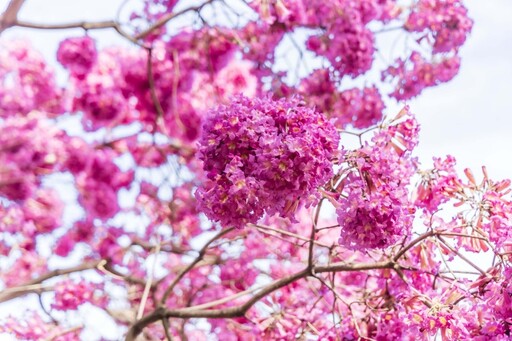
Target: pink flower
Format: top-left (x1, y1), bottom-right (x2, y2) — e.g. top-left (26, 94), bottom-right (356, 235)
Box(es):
top-left (383, 52), bottom-right (461, 100)
top-left (215, 59), bottom-right (258, 99)
top-left (336, 109), bottom-right (419, 250)
top-left (52, 279), bottom-right (102, 310)
top-left (334, 86), bottom-right (385, 129)
top-left (57, 36), bottom-right (97, 78)
top-left (405, 0), bottom-right (473, 53)
top-left (196, 95), bottom-right (339, 228)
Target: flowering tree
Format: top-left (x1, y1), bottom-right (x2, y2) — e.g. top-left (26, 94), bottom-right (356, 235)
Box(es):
top-left (1, 0), bottom-right (511, 340)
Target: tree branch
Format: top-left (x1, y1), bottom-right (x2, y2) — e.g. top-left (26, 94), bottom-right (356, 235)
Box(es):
top-left (159, 227), bottom-right (235, 304)
top-left (134, 0), bottom-right (216, 40)
top-left (0, 260), bottom-right (101, 303)
top-left (125, 259), bottom-right (396, 340)
top-left (0, 0), bottom-right (26, 33)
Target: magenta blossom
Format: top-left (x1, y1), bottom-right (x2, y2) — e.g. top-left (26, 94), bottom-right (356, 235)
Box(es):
top-left (196, 95), bottom-right (339, 228)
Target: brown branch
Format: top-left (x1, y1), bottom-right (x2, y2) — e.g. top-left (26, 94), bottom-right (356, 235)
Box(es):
top-left (146, 47), bottom-right (166, 126)
top-left (0, 0), bottom-right (26, 33)
top-left (15, 19), bottom-right (117, 30)
top-left (125, 259), bottom-right (396, 340)
top-left (7, 19), bottom-right (146, 47)
top-left (162, 317), bottom-right (173, 341)
top-left (393, 230), bottom-right (435, 262)
top-left (309, 198), bottom-right (325, 272)
top-left (0, 260), bottom-right (101, 303)
top-left (102, 262), bottom-right (153, 287)
top-left (126, 268), bottom-right (309, 341)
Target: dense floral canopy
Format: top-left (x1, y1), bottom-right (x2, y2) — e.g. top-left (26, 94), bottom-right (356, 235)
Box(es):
top-left (1, 0), bottom-right (511, 340)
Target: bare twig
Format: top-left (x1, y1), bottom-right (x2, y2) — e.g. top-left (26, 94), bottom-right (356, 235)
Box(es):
top-left (134, 0), bottom-right (216, 40)
top-left (137, 243), bottom-right (161, 320)
top-left (159, 227), bottom-right (235, 304)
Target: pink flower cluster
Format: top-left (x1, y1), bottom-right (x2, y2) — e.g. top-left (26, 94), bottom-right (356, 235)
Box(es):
top-left (52, 279), bottom-right (103, 310)
top-left (299, 69), bottom-right (385, 129)
top-left (249, 0), bottom-right (309, 26)
top-left (196, 95), bottom-right (339, 228)
top-left (71, 48), bottom-right (133, 131)
top-left (0, 40), bottom-right (63, 117)
top-left (414, 155), bottom-right (458, 212)
top-left (303, 0), bottom-right (397, 77)
top-left (383, 52), bottom-right (461, 100)
top-left (334, 86), bottom-right (385, 129)
top-left (0, 114), bottom-right (66, 201)
top-left (57, 36), bottom-right (97, 79)
top-left (0, 312), bottom-right (80, 341)
top-left (306, 23), bottom-right (374, 78)
top-left (336, 109), bottom-right (419, 250)
top-left (74, 148), bottom-right (133, 220)
top-left (406, 0), bottom-right (473, 53)
top-left (479, 265), bottom-right (512, 338)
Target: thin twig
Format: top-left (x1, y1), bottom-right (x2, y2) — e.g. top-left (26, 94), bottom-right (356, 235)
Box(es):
top-left (134, 0), bottom-right (216, 40)
top-left (159, 227), bottom-right (235, 304)
top-left (137, 243), bottom-right (161, 320)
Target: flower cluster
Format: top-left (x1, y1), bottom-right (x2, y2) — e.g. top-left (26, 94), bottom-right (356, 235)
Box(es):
top-left (57, 36), bottom-right (97, 78)
top-left (0, 40), bottom-right (63, 117)
top-left (0, 312), bottom-right (80, 341)
top-left (196, 95), bottom-right (339, 228)
top-left (306, 22), bottom-right (375, 78)
top-left (334, 86), bottom-right (385, 129)
top-left (71, 48), bottom-right (132, 131)
top-left (336, 108), bottom-right (419, 250)
top-left (0, 113), bottom-right (66, 201)
top-left (52, 279), bottom-right (103, 311)
top-left (413, 155), bottom-right (458, 212)
top-left (299, 70), bottom-right (385, 129)
top-left (303, 0), bottom-right (398, 77)
top-left (383, 52), bottom-right (461, 100)
top-left (406, 0), bottom-right (473, 53)
top-left (478, 265), bottom-right (512, 338)
top-left (248, 0), bottom-right (309, 26)
top-left (73, 148), bottom-right (133, 220)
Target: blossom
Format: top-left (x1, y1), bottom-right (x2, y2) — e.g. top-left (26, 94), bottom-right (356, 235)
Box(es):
top-left (0, 113), bottom-right (66, 201)
top-left (337, 187), bottom-right (414, 250)
top-left (0, 40), bottom-right (63, 117)
top-left (383, 52), bottom-right (461, 100)
top-left (334, 86), bottom-right (385, 129)
top-left (57, 36), bottom-right (97, 78)
top-left (52, 279), bottom-right (102, 310)
top-left (305, 1), bottom-right (377, 77)
top-left (336, 109), bottom-right (419, 250)
top-left (405, 0), bottom-right (473, 53)
top-left (215, 59), bottom-right (258, 99)
top-left (196, 95), bottom-right (339, 228)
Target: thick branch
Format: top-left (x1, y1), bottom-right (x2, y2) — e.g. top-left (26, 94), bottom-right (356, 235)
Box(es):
top-left (0, 0), bottom-right (26, 33)
top-left (125, 259), bottom-right (396, 340)
top-left (126, 268), bottom-right (309, 341)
